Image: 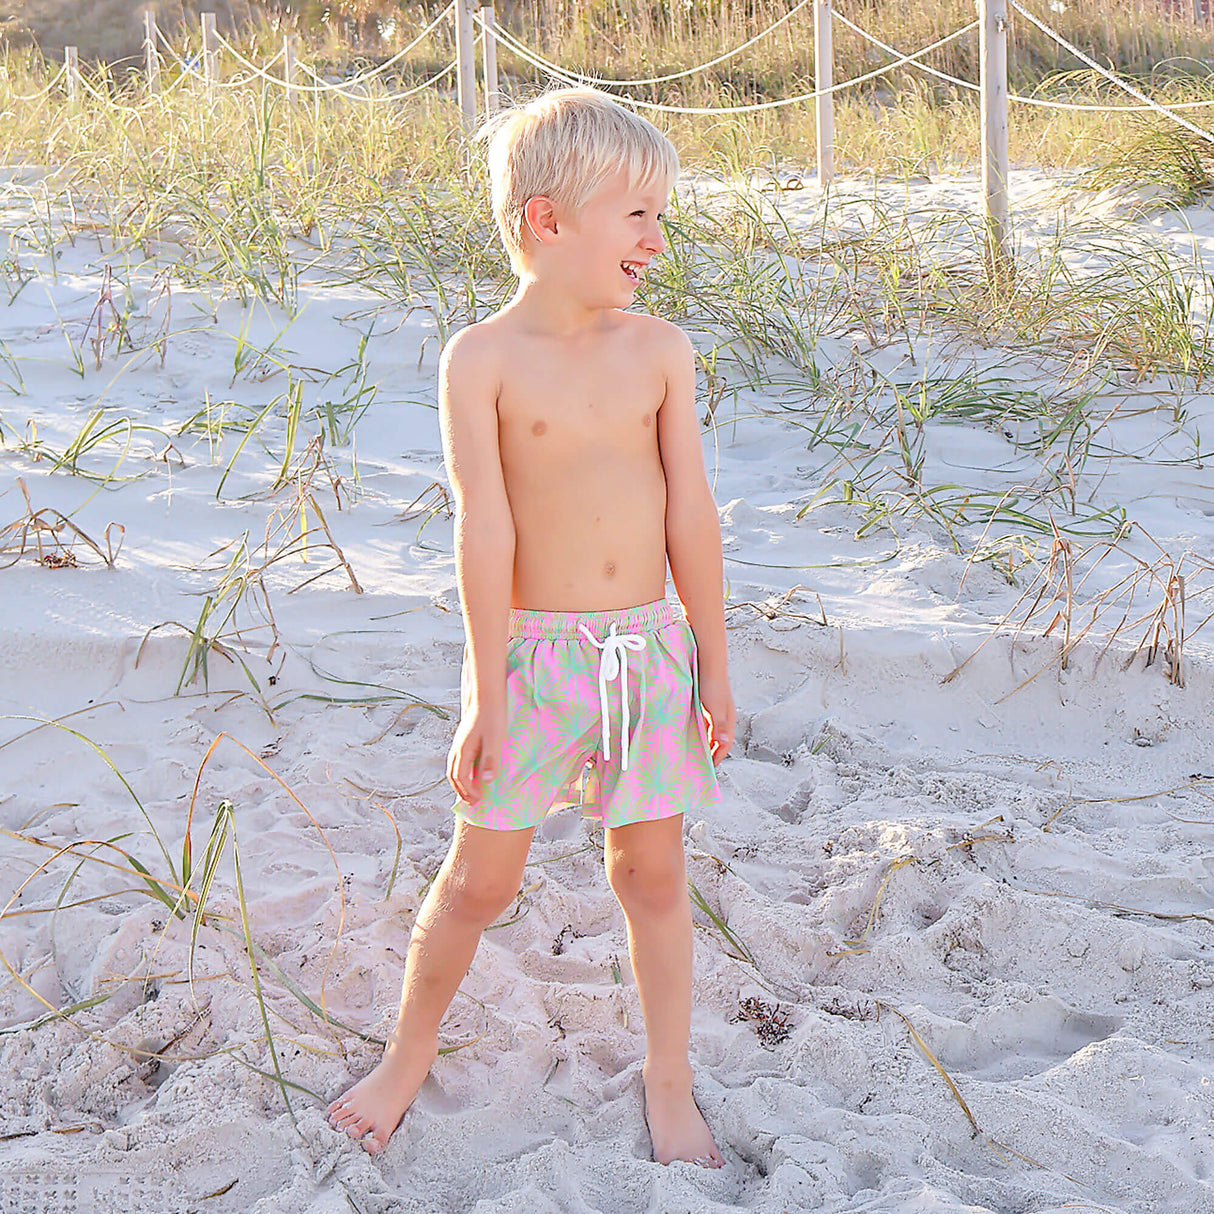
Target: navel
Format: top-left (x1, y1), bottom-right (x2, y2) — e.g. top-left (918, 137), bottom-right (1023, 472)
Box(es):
top-left (604, 561), bottom-right (616, 578)
top-left (531, 419), bottom-right (548, 436)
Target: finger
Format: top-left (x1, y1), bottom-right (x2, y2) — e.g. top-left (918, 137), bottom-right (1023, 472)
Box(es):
top-left (478, 734), bottom-right (503, 785)
top-left (449, 745), bottom-right (468, 803)
top-left (447, 748), bottom-right (464, 802)
top-left (457, 744), bottom-right (481, 805)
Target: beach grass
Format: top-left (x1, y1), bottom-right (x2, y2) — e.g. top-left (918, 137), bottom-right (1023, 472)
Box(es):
top-left (4, 77), bottom-right (1210, 667)
top-left (3, 4), bottom-right (1214, 1163)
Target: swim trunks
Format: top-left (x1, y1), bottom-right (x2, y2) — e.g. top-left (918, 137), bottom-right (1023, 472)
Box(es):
top-left (455, 599), bottom-right (720, 831)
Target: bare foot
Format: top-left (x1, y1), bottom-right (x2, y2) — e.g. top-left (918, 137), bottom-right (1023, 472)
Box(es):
top-left (326, 1033), bottom-right (439, 1154)
top-left (642, 1058), bottom-right (724, 1168)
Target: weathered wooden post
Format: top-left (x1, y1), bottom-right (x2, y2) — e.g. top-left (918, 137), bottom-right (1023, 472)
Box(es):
top-left (814, 0), bottom-right (834, 186)
top-left (284, 35), bottom-right (297, 98)
top-left (455, 0), bottom-right (477, 129)
top-left (481, 1), bottom-right (500, 115)
top-left (201, 12), bottom-right (218, 95)
top-left (65, 46), bottom-right (79, 105)
top-left (980, 0), bottom-right (1011, 283)
top-left (144, 11), bottom-right (160, 93)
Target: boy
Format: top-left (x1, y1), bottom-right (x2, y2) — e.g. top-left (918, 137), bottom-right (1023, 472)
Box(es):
top-left (327, 88), bottom-right (735, 1168)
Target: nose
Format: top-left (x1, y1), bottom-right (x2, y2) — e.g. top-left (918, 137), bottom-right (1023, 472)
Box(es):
top-left (644, 217), bottom-right (665, 255)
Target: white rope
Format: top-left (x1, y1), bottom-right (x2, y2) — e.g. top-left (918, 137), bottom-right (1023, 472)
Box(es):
top-left (483, 12), bottom-right (980, 115)
top-left (803, 9), bottom-right (1214, 116)
top-left (212, 33), bottom-right (333, 92)
top-left (296, 55), bottom-right (459, 102)
top-left (1, 64), bottom-right (68, 102)
top-left (211, 29), bottom-right (457, 101)
top-left (831, 11), bottom-right (980, 92)
top-left (70, 62), bottom-right (191, 112)
top-left (159, 29), bottom-right (310, 98)
top-left (212, 43), bottom-right (287, 90)
top-left (500, 0), bottom-right (817, 88)
top-left (216, 4), bottom-right (452, 94)
top-left (1009, 0), bottom-right (1214, 138)
top-left (153, 25), bottom-right (237, 85)
top-left (77, 72), bottom-right (134, 107)
top-left (296, 2), bottom-right (454, 87)
top-left (154, 24), bottom-right (202, 74)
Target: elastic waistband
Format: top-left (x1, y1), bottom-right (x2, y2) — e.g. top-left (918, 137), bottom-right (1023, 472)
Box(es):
top-left (509, 598), bottom-right (681, 641)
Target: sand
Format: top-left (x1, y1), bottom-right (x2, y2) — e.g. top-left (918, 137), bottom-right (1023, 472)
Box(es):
top-left (2, 168), bottom-right (1214, 1213)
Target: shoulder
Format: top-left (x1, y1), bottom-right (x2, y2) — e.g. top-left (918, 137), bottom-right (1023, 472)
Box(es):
top-left (439, 319), bottom-right (509, 411)
top-left (440, 318), bottom-right (504, 378)
top-left (624, 312), bottom-right (693, 359)
top-left (623, 316), bottom-right (695, 410)
top-left (619, 314), bottom-right (695, 386)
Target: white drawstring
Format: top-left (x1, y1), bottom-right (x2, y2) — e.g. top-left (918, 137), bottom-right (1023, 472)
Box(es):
top-left (577, 622), bottom-right (647, 770)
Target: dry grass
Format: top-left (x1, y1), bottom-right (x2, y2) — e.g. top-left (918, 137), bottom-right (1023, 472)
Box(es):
top-left (3, 1), bottom-right (1214, 182)
top-left (136, 436), bottom-right (362, 707)
top-left (0, 478), bottom-right (124, 569)
top-left (943, 524), bottom-right (1212, 695)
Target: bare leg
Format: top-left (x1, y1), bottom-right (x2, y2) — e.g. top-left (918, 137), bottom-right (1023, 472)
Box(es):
top-left (327, 818), bottom-right (535, 1152)
top-left (605, 815), bottom-right (723, 1168)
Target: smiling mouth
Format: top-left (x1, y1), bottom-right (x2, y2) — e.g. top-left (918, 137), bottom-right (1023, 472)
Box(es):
top-left (621, 261), bottom-right (645, 283)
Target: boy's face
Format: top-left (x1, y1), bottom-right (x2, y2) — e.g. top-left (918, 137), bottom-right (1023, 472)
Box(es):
top-left (557, 169), bottom-right (668, 304)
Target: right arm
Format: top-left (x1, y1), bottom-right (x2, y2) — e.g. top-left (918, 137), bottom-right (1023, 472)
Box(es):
top-left (439, 325), bottom-right (516, 803)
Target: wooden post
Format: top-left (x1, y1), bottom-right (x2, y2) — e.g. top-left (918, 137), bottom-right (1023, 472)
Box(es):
top-left (979, 0), bottom-right (1011, 283)
top-left (283, 35), bottom-right (297, 98)
top-left (454, 0), bottom-right (477, 129)
top-left (481, 1), bottom-right (500, 115)
top-left (814, 0), bottom-right (834, 187)
top-left (201, 12), bottom-right (218, 95)
top-left (144, 11), bottom-right (160, 92)
top-left (65, 46), bottom-right (79, 105)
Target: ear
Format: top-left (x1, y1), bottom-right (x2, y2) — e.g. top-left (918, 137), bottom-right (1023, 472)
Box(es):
top-left (523, 195), bottom-right (560, 246)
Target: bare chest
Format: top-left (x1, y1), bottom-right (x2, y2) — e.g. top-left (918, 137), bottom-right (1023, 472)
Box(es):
top-left (497, 353), bottom-right (665, 457)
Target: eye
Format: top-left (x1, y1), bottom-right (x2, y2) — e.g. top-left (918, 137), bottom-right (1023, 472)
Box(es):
top-left (631, 209), bottom-right (646, 218)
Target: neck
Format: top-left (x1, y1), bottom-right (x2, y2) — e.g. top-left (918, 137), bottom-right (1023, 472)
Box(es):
top-left (506, 273), bottom-right (620, 338)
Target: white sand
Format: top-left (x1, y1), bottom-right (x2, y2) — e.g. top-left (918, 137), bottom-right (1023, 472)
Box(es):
top-left (3, 169), bottom-right (1214, 1213)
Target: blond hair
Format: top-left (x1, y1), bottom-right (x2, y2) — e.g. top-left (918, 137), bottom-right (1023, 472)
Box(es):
top-left (480, 88), bottom-right (679, 274)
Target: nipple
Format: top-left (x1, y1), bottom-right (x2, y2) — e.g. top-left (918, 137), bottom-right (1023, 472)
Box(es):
top-left (532, 419), bottom-right (548, 436)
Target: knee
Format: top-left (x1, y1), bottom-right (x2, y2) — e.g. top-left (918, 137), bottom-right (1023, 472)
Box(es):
top-left (437, 868), bottom-right (519, 926)
top-left (606, 849), bottom-right (687, 917)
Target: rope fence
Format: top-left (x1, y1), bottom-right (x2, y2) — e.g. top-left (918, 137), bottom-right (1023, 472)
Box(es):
top-left (5, 2), bottom-right (1214, 277)
top-left (477, 12), bottom-right (982, 116)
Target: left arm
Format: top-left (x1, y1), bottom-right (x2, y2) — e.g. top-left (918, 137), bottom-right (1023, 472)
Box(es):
top-left (656, 323), bottom-right (735, 765)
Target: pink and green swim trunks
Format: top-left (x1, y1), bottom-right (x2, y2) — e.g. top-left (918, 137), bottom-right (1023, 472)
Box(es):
top-left (456, 599), bottom-right (720, 831)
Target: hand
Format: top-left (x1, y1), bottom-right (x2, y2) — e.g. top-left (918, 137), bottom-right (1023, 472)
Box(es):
top-left (447, 701), bottom-right (506, 805)
top-left (699, 673), bottom-right (735, 767)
